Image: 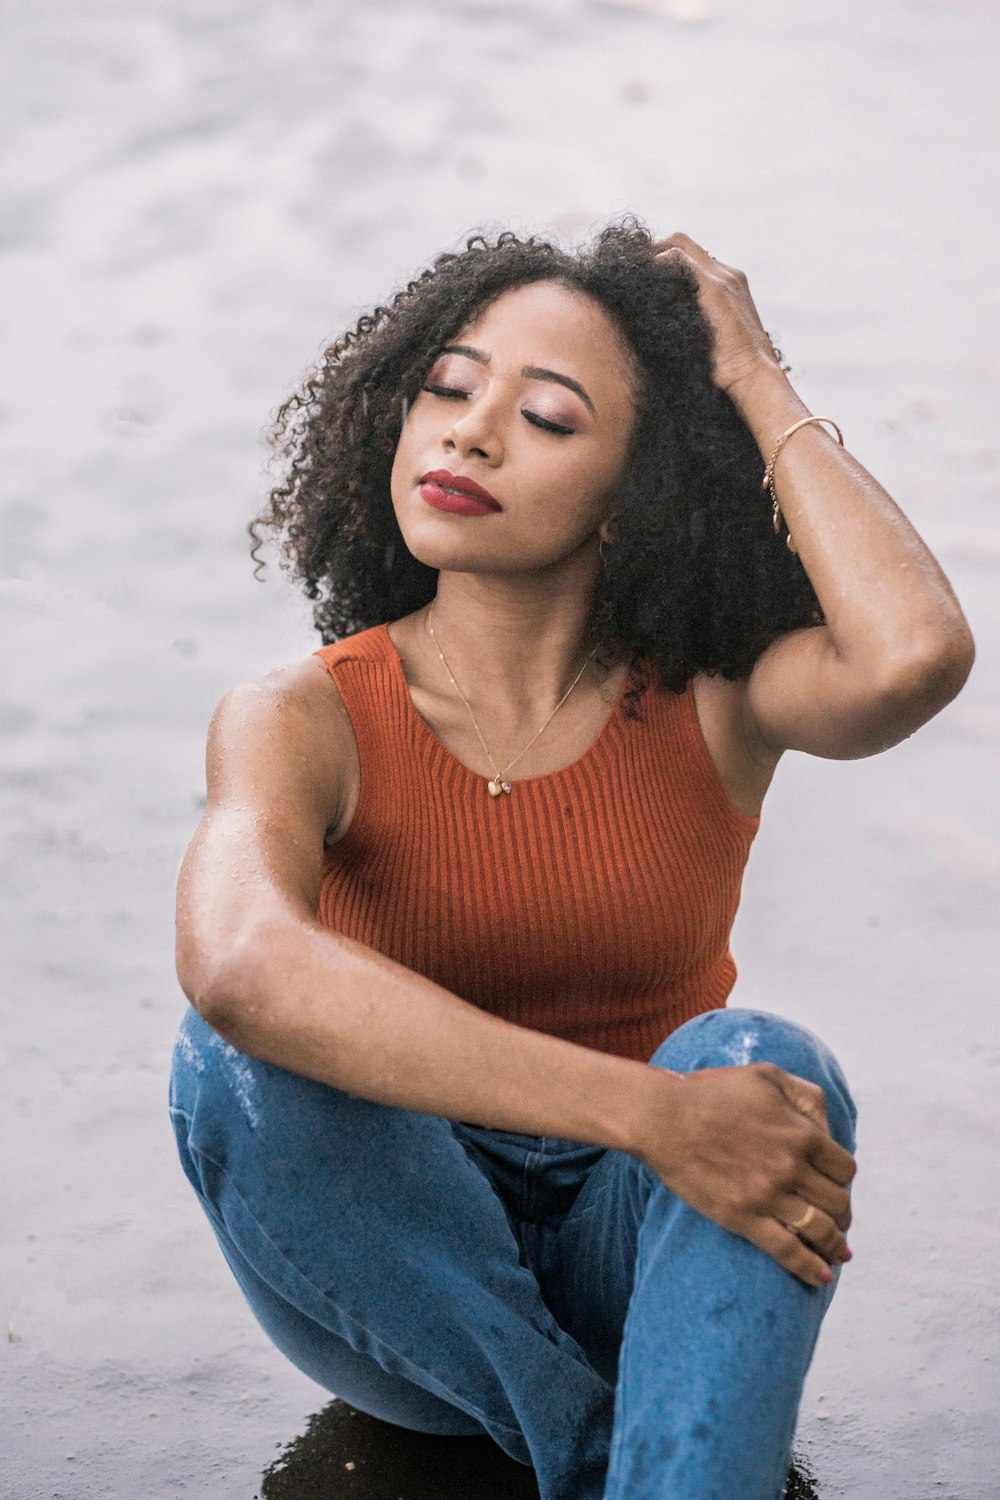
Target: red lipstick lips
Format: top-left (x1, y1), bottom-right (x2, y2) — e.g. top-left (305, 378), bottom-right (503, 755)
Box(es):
top-left (419, 469), bottom-right (502, 516)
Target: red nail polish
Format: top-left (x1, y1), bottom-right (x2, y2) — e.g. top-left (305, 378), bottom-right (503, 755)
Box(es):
top-left (819, 1267), bottom-right (834, 1285)
top-left (843, 1248), bottom-right (853, 1262)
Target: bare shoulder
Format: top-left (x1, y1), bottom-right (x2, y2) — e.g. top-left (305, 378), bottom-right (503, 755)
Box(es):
top-left (231, 653), bottom-right (356, 724)
top-left (206, 655), bottom-right (360, 838)
top-left (688, 670), bottom-right (783, 821)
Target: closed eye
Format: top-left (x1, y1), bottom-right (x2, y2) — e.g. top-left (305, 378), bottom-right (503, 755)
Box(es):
top-left (421, 385), bottom-right (574, 436)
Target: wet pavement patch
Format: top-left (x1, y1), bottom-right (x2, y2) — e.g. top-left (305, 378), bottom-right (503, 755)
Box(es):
top-left (784, 1450), bottom-right (821, 1499)
top-left (257, 1400), bottom-right (541, 1499)
top-left (257, 1398), bottom-right (820, 1498)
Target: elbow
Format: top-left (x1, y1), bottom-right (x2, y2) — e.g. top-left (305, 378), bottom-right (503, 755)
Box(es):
top-left (175, 929), bottom-right (262, 1041)
top-left (915, 625), bottom-right (975, 704)
top-left (878, 626), bottom-right (976, 717)
top-left (177, 912), bottom-right (308, 1046)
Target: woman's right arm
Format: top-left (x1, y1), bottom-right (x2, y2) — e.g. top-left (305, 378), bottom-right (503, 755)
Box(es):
top-left (176, 660), bottom-right (853, 1286)
top-left (176, 659), bottom-right (665, 1152)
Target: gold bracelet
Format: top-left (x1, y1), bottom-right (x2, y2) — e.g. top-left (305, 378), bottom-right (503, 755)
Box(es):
top-left (762, 415), bottom-right (845, 553)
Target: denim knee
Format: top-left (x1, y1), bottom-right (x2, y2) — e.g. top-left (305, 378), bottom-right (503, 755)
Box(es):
top-left (648, 1008), bottom-right (857, 1153)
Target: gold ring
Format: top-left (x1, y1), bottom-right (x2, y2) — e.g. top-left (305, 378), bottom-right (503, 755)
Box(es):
top-left (785, 1203), bottom-right (818, 1235)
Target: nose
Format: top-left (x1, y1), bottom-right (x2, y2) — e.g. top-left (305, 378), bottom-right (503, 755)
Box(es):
top-left (441, 393), bottom-right (503, 461)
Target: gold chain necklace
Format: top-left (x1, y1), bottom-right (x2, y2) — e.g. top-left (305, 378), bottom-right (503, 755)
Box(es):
top-left (425, 603), bottom-right (599, 797)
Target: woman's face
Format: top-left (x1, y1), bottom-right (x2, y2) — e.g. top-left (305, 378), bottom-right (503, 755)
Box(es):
top-left (389, 280), bottom-right (640, 576)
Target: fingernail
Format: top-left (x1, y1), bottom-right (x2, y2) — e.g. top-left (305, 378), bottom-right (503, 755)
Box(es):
top-left (819, 1267), bottom-right (834, 1285)
top-left (843, 1248), bottom-right (853, 1262)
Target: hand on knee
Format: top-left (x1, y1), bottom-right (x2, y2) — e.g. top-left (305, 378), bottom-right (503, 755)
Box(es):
top-left (631, 1031), bottom-right (858, 1288)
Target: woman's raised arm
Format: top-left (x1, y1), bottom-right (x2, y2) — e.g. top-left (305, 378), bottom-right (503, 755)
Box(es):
top-left (728, 357), bottom-right (976, 763)
top-left (656, 230), bottom-right (976, 765)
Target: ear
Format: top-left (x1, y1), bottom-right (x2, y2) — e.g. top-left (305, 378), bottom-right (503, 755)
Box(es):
top-left (599, 515), bottom-right (619, 546)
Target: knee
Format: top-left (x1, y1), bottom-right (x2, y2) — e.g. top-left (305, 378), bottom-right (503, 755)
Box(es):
top-left (649, 1008), bottom-right (857, 1151)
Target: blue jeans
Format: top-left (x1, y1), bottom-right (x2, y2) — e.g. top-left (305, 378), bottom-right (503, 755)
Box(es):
top-left (168, 1005), bottom-right (857, 1500)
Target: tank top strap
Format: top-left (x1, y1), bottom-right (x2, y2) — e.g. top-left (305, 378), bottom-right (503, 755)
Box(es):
top-left (312, 623), bottom-right (420, 773)
top-left (649, 672), bottom-right (762, 836)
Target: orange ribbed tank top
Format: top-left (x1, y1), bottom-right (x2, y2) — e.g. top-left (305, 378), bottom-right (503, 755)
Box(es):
top-left (314, 623), bottom-right (760, 1064)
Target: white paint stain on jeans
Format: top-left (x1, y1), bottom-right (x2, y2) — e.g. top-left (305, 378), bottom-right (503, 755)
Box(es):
top-left (214, 1037), bottom-right (261, 1128)
top-left (723, 1029), bottom-right (759, 1066)
top-left (176, 1019), bottom-right (262, 1129)
top-left (174, 1024), bottom-right (205, 1075)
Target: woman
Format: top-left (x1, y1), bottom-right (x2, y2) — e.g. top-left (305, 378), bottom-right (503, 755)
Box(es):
top-left (169, 221), bottom-right (975, 1500)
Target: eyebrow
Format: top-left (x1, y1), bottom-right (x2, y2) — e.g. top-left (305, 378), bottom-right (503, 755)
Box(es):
top-left (436, 344), bottom-right (597, 418)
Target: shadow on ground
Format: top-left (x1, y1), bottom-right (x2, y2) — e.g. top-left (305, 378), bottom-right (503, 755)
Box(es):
top-left (257, 1399), bottom-right (821, 1498)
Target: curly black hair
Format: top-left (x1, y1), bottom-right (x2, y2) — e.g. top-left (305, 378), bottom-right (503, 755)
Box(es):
top-left (249, 215), bottom-right (823, 716)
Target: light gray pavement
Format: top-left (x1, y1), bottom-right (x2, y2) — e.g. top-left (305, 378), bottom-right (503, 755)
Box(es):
top-left (2, 1), bottom-right (997, 1495)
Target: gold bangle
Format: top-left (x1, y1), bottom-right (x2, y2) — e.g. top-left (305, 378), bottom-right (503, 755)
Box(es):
top-left (762, 415), bottom-right (845, 552)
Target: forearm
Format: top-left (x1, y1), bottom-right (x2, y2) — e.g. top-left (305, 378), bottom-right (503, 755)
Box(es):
top-left (728, 359), bottom-right (975, 679)
top-left (195, 911), bottom-right (679, 1156)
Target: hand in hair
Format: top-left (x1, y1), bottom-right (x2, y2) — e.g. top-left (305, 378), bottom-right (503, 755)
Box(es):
top-left (653, 230), bottom-right (787, 398)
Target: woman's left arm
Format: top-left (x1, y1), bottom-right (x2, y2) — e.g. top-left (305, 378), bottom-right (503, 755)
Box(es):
top-left (659, 231), bottom-right (977, 761)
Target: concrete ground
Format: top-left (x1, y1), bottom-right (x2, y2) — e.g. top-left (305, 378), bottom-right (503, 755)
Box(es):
top-left (2, 1), bottom-right (997, 1495)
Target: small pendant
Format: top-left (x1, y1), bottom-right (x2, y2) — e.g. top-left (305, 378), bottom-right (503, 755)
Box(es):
top-left (487, 777), bottom-right (512, 797)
